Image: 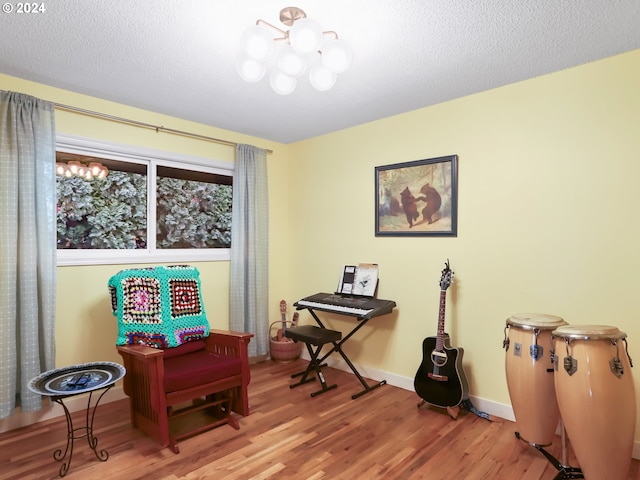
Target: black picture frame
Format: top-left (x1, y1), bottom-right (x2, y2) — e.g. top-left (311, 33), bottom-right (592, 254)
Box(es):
top-left (375, 154), bottom-right (458, 237)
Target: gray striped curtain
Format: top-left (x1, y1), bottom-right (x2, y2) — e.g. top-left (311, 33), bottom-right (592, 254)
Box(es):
top-left (0, 92), bottom-right (57, 418)
top-left (229, 144), bottom-right (269, 357)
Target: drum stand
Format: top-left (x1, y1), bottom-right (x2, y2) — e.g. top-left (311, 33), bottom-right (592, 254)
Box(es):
top-left (515, 423), bottom-right (583, 479)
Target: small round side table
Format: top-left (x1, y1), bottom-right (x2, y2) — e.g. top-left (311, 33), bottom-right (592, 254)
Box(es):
top-left (28, 361), bottom-right (126, 477)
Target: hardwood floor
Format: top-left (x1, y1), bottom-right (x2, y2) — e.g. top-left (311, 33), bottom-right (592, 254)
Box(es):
top-left (1, 358), bottom-right (639, 479)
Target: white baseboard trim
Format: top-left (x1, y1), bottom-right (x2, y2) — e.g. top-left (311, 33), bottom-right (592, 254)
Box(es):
top-left (0, 386), bottom-right (127, 434)
top-left (306, 351), bottom-right (515, 421)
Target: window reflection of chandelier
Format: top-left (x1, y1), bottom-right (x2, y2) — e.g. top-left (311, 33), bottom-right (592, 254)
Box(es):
top-left (56, 160), bottom-right (109, 180)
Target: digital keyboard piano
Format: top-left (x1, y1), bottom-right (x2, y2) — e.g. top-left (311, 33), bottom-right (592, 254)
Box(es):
top-left (294, 292), bottom-right (396, 320)
top-left (292, 292), bottom-right (396, 399)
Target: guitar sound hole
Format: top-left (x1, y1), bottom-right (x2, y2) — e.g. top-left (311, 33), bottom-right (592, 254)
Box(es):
top-left (431, 350), bottom-right (447, 367)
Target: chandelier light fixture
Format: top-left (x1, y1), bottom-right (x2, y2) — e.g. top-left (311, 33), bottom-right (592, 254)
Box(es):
top-left (237, 6), bottom-right (353, 95)
top-left (55, 160), bottom-right (109, 180)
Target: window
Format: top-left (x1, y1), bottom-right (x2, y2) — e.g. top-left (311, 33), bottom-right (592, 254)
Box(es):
top-left (156, 166), bottom-right (232, 249)
top-left (56, 134), bottom-right (233, 266)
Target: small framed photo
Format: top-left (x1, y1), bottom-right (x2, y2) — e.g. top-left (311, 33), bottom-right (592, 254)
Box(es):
top-left (375, 154), bottom-right (458, 237)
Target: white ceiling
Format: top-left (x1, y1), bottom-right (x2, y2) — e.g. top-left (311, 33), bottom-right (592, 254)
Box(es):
top-left (2, 1), bottom-right (639, 144)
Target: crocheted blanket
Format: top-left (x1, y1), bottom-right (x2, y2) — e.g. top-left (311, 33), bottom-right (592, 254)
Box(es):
top-left (108, 265), bottom-right (210, 348)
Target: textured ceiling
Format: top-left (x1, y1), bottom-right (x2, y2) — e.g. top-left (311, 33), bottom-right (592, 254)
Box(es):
top-left (1, 0), bottom-right (639, 144)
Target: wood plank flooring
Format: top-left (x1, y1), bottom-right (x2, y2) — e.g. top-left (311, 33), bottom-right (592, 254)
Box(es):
top-left (1, 358), bottom-right (639, 479)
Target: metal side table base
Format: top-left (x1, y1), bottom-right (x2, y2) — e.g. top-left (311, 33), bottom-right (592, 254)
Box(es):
top-left (28, 361), bottom-right (126, 477)
top-left (52, 386), bottom-right (113, 477)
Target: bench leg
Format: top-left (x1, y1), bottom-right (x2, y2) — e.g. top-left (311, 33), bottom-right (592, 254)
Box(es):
top-left (289, 343), bottom-right (337, 397)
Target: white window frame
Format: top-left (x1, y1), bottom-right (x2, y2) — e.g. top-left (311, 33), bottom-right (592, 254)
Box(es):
top-left (56, 134), bottom-right (233, 266)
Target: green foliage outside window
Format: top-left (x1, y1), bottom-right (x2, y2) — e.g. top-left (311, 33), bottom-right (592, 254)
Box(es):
top-left (56, 172), bottom-right (232, 249)
top-left (156, 177), bottom-right (232, 248)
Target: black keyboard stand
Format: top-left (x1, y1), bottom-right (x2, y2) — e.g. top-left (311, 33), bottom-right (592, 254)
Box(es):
top-left (299, 308), bottom-right (387, 400)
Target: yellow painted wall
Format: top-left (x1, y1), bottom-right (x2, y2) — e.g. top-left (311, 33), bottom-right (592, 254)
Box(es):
top-left (2, 48), bottom-right (640, 440)
top-left (0, 74), bottom-right (290, 368)
top-left (287, 49), bottom-right (640, 418)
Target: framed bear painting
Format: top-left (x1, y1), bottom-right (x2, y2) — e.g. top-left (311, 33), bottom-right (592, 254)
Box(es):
top-left (375, 155), bottom-right (458, 237)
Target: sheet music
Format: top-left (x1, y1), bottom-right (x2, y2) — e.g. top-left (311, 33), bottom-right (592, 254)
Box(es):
top-left (337, 263), bottom-right (378, 297)
top-left (352, 263), bottom-right (378, 296)
top-left (337, 265), bottom-right (357, 294)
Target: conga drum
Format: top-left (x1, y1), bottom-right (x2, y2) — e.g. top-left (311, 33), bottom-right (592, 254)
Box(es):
top-left (504, 313), bottom-right (567, 446)
top-left (552, 325), bottom-right (635, 480)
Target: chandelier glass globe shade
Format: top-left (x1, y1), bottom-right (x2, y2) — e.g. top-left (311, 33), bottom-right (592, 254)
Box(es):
top-left (277, 44), bottom-right (307, 78)
top-left (270, 70), bottom-right (297, 95)
top-left (241, 25), bottom-right (275, 61)
top-left (288, 18), bottom-right (323, 55)
top-left (321, 39), bottom-right (353, 73)
top-left (309, 61), bottom-right (337, 91)
top-left (237, 57), bottom-right (267, 82)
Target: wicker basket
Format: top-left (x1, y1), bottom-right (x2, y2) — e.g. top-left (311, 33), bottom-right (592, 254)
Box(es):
top-left (269, 321), bottom-right (301, 363)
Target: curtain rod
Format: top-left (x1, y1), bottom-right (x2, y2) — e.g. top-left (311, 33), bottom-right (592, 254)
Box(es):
top-left (1, 90), bottom-right (273, 154)
top-left (54, 102), bottom-right (273, 155)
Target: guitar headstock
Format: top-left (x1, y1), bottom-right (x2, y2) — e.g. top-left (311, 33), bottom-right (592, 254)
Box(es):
top-left (280, 299), bottom-right (287, 314)
top-left (439, 259), bottom-right (454, 291)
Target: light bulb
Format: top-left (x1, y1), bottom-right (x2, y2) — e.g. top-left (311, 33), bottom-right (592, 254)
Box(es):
top-left (321, 39), bottom-right (352, 73)
top-left (309, 62), bottom-right (337, 91)
top-left (270, 70), bottom-right (297, 95)
top-left (89, 162), bottom-right (102, 176)
top-left (67, 161), bottom-right (81, 175)
top-left (289, 18), bottom-right (323, 55)
top-left (277, 45), bottom-right (307, 78)
top-left (240, 25), bottom-right (275, 61)
top-left (89, 162), bottom-right (108, 179)
top-left (55, 162), bottom-right (67, 176)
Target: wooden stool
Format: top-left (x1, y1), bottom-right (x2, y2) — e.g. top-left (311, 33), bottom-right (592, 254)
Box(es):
top-left (284, 325), bottom-right (342, 397)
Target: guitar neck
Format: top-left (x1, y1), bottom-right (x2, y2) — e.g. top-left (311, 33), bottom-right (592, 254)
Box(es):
top-left (435, 290), bottom-right (447, 350)
top-left (278, 300), bottom-right (287, 338)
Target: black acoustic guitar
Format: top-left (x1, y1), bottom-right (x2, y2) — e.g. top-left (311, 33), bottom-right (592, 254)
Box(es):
top-left (414, 260), bottom-right (469, 409)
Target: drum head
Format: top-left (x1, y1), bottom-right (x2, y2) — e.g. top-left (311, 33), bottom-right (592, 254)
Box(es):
top-left (552, 324), bottom-right (626, 340)
top-left (506, 313), bottom-right (566, 330)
